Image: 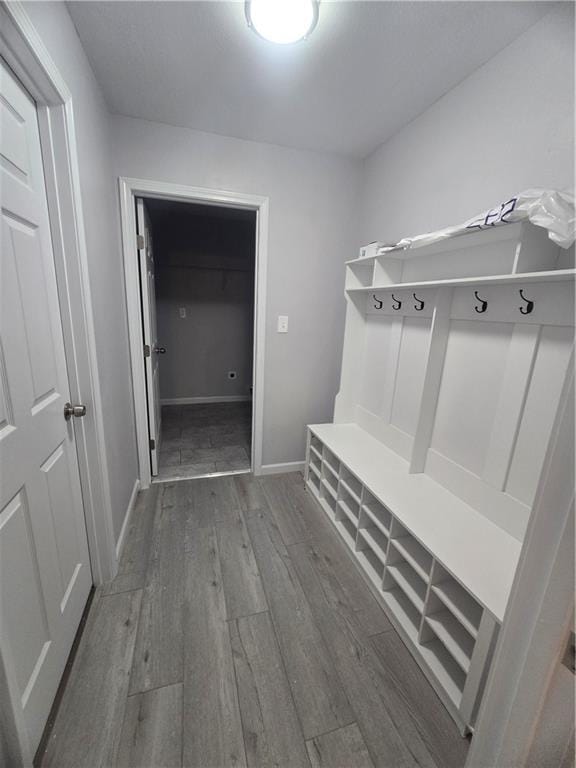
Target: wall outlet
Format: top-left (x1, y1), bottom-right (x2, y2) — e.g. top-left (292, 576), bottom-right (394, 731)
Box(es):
top-left (179, 307), bottom-right (186, 318)
top-left (228, 371), bottom-right (237, 379)
top-left (277, 315), bottom-right (289, 333)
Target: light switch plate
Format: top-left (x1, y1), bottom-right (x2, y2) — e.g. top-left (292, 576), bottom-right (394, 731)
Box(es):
top-left (179, 307), bottom-right (186, 318)
top-left (277, 315), bottom-right (289, 333)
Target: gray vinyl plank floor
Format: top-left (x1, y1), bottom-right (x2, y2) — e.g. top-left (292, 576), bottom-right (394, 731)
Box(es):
top-left (156, 402), bottom-right (252, 481)
top-left (37, 473), bottom-right (469, 768)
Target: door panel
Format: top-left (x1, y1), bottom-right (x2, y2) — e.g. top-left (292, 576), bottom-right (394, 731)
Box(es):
top-left (136, 198), bottom-right (161, 475)
top-left (0, 59), bottom-right (92, 758)
top-left (0, 492), bottom-right (51, 697)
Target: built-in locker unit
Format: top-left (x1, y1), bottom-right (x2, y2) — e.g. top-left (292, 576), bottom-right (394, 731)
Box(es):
top-left (305, 222), bottom-right (575, 734)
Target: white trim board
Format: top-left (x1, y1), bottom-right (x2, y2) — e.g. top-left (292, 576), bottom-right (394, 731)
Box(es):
top-left (115, 478), bottom-right (140, 560)
top-left (0, 2), bottom-right (117, 588)
top-left (160, 395), bottom-right (251, 405)
top-left (259, 461), bottom-right (305, 476)
top-left (119, 177), bottom-right (268, 487)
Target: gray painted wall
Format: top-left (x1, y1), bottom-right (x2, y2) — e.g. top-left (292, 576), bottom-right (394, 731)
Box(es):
top-left (110, 117), bottom-right (362, 465)
top-left (19, 0), bottom-right (574, 514)
top-left (148, 204), bottom-right (255, 401)
top-left (359, 6), bottom-right (575, 243)
top-left (22, 2), bottom-right (138, 544)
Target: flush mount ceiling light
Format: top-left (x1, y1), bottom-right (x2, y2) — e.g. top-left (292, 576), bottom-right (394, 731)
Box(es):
top-left (245, 0), bottom-right (319, 45)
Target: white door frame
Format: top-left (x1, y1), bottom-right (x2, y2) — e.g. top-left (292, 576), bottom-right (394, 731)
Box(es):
top-left (119, 177), bottom-right (269, 488)
top-left (0, 2), bottom-right (117, 586)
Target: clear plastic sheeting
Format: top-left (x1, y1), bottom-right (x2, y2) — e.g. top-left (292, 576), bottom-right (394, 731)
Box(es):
top-left (378, 189), bottom-right (575, 254)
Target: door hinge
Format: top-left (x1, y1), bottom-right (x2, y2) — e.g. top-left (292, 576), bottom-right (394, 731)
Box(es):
top-left (137, 234), bottom-right (145, 249)
top-left (144, 344), bottom-right (151, 358)
top-left (149, 438), bottom-right (156, 451)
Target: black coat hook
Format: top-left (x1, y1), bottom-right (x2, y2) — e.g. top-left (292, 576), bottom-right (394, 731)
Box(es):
top-left (391, 294), bottom-right (402, 310)
top-left (519, 289), bottom-right (534, 315)
top-left (413, 293), bottom-right (425, 311)
top-left (372, 294), bottom-right (383, 310)
top-left (474, 291), bottom-right (488, 314)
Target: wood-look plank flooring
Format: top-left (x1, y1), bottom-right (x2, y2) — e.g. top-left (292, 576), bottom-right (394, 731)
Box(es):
top-left (37, 473), bottom-right (469, 768)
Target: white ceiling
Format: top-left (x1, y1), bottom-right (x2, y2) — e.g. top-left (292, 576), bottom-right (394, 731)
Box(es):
top-left (67, 1), bottom-right (552, 158)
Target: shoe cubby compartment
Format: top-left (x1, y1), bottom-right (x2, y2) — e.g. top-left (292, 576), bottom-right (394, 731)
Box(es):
top-left (430, 566), bottom-right (483, 639)
top-left (423, 609), bottom-right (475, 674)
top-left (356, 535), bottom-right (385, 590)
top-left (389, 520), bottom-right (433, 582)
top-left (357, 509), bottom-right (388, 566)
top-left (307, 468), bottom-right (321, 497)
top-left (322, 446), bottom-right (340, 477)
top-left (419, 636), bottom-right (466, 708)
top-left (421, 563), bottom-right (481, 682)
top-left (310, 433), bottom-right (323, 454)
top-left (381, 586), bottom-right (421, 643)
top-left (321, 462), bottom-right (339, 500)
top-left (320, 482), bottom-right (338, 518)
top-left (361, 490), bottom-right (392, 536)
top-left (384, 557), bottom-right (427, 614)
top-left (308, 448), bottom-right (322, 477)
top-left (309, 441), bottom-right (323, 463)
top-left (337, 482), bottom-right (360, 526)
top-left (335, 514), bottom-right (357, 551)
top-left (339, 465), bottom-right (362, 502)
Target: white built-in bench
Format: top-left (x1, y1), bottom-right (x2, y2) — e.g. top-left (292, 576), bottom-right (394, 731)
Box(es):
top-left (305, 222), bottom-right (575, 735)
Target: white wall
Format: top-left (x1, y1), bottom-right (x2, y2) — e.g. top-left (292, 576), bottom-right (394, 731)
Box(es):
top-left (21, 0), bottom-right (574, 479)
top-left (360, 5), bottom-right (575, 244)
top-left (111, 116), bottom-right (362, 466)
top-left (22, 2), bottom-right (138, 543)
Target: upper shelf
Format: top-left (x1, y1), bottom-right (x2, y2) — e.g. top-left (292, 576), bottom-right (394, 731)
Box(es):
top-left (346, 268), bottom-right (576, 294)
top-left (347, 224), bottom-right (531, 265)
top-left (347, 223), bottom-right (574, 291)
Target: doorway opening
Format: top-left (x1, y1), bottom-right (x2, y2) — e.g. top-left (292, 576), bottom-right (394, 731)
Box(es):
top-left (136, 197), bottom-right (257, 482)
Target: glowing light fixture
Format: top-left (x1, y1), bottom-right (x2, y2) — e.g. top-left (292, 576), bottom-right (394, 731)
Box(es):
top-left (245, 0), bottom-right (319, 45)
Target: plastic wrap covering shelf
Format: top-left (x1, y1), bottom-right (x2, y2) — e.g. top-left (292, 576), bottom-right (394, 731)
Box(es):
top-left (376, 188), bottom-right (575, 255)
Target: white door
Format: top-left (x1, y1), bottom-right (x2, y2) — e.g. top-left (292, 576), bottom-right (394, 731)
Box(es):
top-left (0, 60), bottom-right (92, 759)
top-left (136, 198), bottom-right (162, 475)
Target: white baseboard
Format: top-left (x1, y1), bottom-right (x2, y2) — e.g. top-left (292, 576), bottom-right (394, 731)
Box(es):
top-left (258, 461), bottom-right (305, 476)
top-left (115, 478), bottom-right (140, 560)
top-left (160, 395), bottom-right (251, 406)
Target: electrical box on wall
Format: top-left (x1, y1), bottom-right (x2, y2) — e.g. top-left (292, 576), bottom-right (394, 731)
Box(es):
top-left (179, 307), bottom-right (186, 318)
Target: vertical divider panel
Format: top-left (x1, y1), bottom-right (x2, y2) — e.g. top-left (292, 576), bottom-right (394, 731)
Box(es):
top-left (380, 317), bottom-right (404, 423)
top-left (382, 517), bottom-right (404, 589)
top-left (373, 256), bottom-right (404, 286)
top-left (371, 259), bottom-right (379, 287)
top-left (459, 610), bottom-right (499, 728)
top-left (382, 507), bottom-right (394, 567)
top-left (418, 558), bottom-right (441, 642)
top-left (482, 323), bottom-right (541, 490)
top-left (355, 483), bottom-right (368, 552)
top-left (409, 286), bottom-right (453, 473)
